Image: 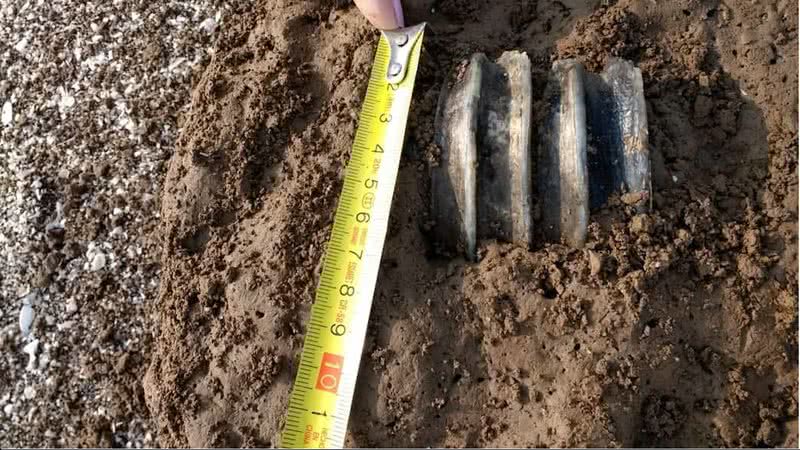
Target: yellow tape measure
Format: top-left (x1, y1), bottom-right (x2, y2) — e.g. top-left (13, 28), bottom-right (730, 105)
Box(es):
top-left (280, 23), bottom-right (425, 449)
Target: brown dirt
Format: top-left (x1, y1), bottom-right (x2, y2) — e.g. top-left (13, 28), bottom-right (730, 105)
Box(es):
top-left (144, 0), bottom-right (798, 447)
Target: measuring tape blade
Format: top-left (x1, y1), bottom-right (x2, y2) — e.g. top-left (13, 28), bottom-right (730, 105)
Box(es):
top-left (280, 23), bottom-right (425, 449)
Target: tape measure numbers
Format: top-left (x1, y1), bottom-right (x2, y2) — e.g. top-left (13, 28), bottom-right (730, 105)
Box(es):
top-left (281, 24), bottom-right (426, 449)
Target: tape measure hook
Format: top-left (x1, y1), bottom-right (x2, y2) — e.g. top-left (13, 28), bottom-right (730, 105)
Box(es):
top-left (382, 23), bottom-right (426, 84)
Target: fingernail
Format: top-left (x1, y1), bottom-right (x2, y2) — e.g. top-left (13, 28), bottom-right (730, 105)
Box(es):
top-left (392, 0), bottom-right (404, 27)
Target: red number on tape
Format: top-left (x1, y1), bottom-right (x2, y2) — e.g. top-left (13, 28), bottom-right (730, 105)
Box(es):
top-left (315, 352), bottom-right (344, 394)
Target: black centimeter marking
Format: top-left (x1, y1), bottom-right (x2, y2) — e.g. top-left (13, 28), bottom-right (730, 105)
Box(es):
top-left (307, 320), bottom-right (326, 332)
top-left (295, 372), bottom-right (313, 382)
top-left (317, 284), bottom-right (334, 294)
top-left (326, 243), bottom-right (345, 255)
top-left (303, 337), bottom-right (321, 347)
top-left (316, 281), bottom-right (334, 294)
top-left (319, 272), bottom-right (335, 282)
top-left (283, 426), bottom-right (302, 435)
top-left (313, 299), bottom-right (331, 310)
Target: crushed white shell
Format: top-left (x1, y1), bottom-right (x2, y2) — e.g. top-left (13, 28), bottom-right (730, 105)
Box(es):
top-left (90, 252), bottom-right (107, 271)
top-left (1, 101), bottom-right (12, 125)
top-left (14, 37), bottom-right (29, 53)
top-left (23, 386), bottom-right (36, 400)
top-left (19, 303), bottom-right (34, 336)
top-left (199, 17), bottom-right (217, 34)
top-left (22, 339), bottom-right (39, 371)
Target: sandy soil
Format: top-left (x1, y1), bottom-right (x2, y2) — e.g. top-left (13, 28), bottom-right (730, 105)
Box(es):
top-left (97, 0), bottom-right (800, 447)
